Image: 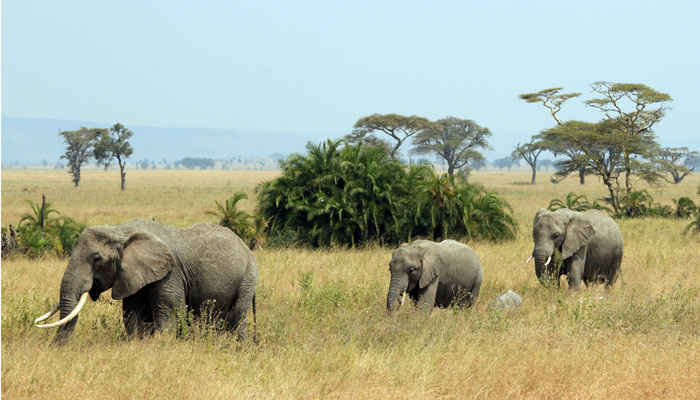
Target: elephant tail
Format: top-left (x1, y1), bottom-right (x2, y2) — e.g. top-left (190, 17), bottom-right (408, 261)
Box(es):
top-left (619, 268), bottom-right (626, 288)
top-left (252, 293), bottom-right (258, 345)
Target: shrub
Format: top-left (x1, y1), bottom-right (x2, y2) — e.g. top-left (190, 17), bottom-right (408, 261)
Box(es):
top-left (548, 192), bottom-right (612, 214)
top-left (257, 140), bottom-right (517, 247)
top-left (205, 191), bottom-right (257, 244)
top-left (13, 196), bottom-right (87, 258)
top-left (672, 197), bottom-right (697, 219)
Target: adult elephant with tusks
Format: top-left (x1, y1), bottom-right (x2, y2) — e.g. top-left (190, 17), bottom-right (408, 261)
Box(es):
top-left (35, 218), bottom-right (258, 344)
top-left (386, 239), bottom-right (482, 313)
top-left (528, 208), bottom-right (623, 289)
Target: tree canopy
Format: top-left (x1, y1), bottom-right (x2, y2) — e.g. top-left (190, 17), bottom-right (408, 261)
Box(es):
top-left (523, 82), bottom-right (673, 213)
top-left (412, 117), bottom-right (491, 176)
top-left (345, 113), bottom-right (434, 159)
top-left (93, 123), bottom-right (134, 190)
top-left (520, 87), bottom-right (588, 183)
top-left (59, 128), bottom-right (103, 187)
top-left (656, 147), bottom-right (700, 184)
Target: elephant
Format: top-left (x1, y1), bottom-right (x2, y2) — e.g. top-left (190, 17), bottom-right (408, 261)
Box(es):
top-left (34, 218), bottom-right (258, 344)
top-left (529, 208), bottom-right (623, 289)
top-left (386, 239), bottom-right (482, 313)
top-left (489, 290), bottom-right (522, 311)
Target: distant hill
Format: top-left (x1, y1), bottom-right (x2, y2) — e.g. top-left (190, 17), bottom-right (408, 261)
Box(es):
top-left (1, 115), bottom-right (343, 164)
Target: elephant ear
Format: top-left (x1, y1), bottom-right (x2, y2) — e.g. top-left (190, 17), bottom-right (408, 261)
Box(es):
top-left (562, 215), bottom-right (595, 259)
top-left (112, 230), bottom-right (175, 300)
top-left (417, 245), bottom-right (441, 289)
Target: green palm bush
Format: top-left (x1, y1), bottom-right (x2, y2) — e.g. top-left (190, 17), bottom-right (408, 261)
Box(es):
top-left (18, 199), bottom-right (60, 230)
top-left (548, 192), bottom-right (592, 212)
top-left (672, 197), bottom-right (697, 219)
top-left (257, 140), bottom-right (517, 247)
top-left (548, 192), bottom-right (612, 214)
top-left (205, 191), bottom-right (256, 243)
top-left (14, 196), bottom-right (86, 258)
top-left (620, 189), bottom-right (657, 218)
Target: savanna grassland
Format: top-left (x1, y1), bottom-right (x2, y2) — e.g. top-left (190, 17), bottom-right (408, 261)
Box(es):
top-left (2, 169), bottom-right (700, 399)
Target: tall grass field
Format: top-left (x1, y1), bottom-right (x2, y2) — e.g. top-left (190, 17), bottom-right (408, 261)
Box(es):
top-left (2, 169), bottom-right (699, 399)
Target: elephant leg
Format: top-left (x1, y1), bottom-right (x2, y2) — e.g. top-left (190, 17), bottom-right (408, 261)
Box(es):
top-left (415, 282), bottom-right (438, 314)
top-left (148, 279), bottom-right (185, 333)
top-left (605, 251), bottom-right (624, 288)
top-left (225, 270), bottom-right (257, 341)
top-left (122, 291), bottom-right (154, 337)
top-left (567, 247), bottom-right (586, 290)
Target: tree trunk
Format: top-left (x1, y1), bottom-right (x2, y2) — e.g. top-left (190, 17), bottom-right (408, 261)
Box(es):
top-left (604, 179), bottom-right (619, 214)
top-left (120, 165), bottom-right (126, 191)
top-left (531, 166), bottom-right (536, 184)
top-left (578, 168), bottom-right (585, 185)
top-left (73, 168), bottom-right (81, 187)
top-left (447, 164), bottom-right (455, 176)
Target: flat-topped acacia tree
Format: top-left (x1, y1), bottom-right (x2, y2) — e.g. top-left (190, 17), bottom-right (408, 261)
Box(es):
top-left (532, 82), bottom-right (672, 213)
top-left (345, 113), bottom-right (434, 159)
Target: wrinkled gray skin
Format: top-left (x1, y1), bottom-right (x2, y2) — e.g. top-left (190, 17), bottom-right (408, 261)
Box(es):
top-left (532, 208), bottom-right (623, 289)
top-left (53, 218), bottom-right (258, 344)
top-left (489, 290), bottom-right (522, 311)
top-left (387, 239), bottom-right (482, 313)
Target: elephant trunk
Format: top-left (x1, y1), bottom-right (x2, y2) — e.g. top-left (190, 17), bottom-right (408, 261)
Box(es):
top-left (51, 262), bottom-right (93, 344)
top-left (533, 246), bottom-right (554, 285)
top-left (386, 275), bottom-right (408, 312)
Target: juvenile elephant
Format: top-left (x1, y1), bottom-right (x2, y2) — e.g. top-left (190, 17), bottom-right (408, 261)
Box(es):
top-left (35, 218), bottom-right (258, 343)
top-left (386, 239), bottom-right (482, 313)
top-left (529, 208), bottom-right (623, 289)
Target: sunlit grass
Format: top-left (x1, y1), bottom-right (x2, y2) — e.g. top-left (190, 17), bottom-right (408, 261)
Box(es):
top-left (2, 169), bottom-right (699, 398)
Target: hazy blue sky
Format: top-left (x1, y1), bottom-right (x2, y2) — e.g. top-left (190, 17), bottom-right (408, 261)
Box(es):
top-left (2, 1), bottom-right (699, 146)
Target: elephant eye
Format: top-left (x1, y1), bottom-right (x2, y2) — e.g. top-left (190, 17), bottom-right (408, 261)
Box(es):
top-left (92, 253), bottom-right (103, 264)
top-left (552, 232), bottom-right (561, 239)
top-left (408, 266), bottom-right (416, 273)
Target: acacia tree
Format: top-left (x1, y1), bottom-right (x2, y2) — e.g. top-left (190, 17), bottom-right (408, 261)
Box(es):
top-left (540, 120), bottom-right (625, 211)
top-left (345, 113), bottom-right (434, 159)
top-left (525, 82), bottom-right (672, 214)
top-left (654, 147), bottom-right (699, 184)
top-left (511, 139), bottom-right (543, 184)
top-left (585, 82), bottom-right (671, 196)
top-left (59, 128), bottom-right (101, 187)
top-left (93, 123), bottom-right (134, 191)
top-left (412, 117), bottom-right (491, 176)
top-left (520, 87), bottom-right (590, 184)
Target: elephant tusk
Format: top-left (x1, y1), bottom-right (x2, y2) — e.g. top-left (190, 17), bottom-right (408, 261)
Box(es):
top-left (35, 292), bottom-right (89, 329)
top-left (34, 302), bottom-right (60, 323)
top-left (400, 292), bottom-right (406, 306)
top-left (544, 256), bottom-right (552, 266)
top-left (526, 255), bottom-right (533, 264)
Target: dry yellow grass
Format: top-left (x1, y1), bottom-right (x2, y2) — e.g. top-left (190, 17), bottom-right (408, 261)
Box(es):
top-left (2, 169), bottom-right (700, 399)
